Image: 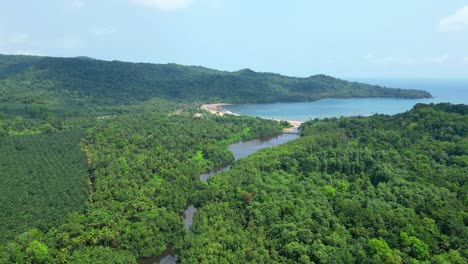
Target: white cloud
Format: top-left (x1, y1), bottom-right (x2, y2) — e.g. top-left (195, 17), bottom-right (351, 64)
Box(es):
top-left (91, 28), bottom-right (117, 37)
top-left (72, 0), bottom-right (84, 8)
top-left (438, 6), bottom-right (468, 32)
top-left (132, 0), bottom-right (194, 10)
top-left (429, 55), bottom-right (449, 64)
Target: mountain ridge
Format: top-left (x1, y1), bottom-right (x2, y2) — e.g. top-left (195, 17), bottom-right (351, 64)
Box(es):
top-left (0, 54), bottom-right (432, 106)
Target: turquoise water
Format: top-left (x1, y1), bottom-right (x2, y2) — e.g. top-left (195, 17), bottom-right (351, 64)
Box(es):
top-left (223, 79), bottom-right (468, 121)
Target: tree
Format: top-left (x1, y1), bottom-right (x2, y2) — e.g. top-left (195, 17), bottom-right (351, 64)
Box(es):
top-left (25, 240), bottom-right (51, 264)
top-left (368, 238), bottom-right (402, 264)
top-left (400, 232), bottom-right (430, 261)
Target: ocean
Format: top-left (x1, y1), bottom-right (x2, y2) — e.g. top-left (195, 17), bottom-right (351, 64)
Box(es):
top-left (223, 78), bottom-right (468, 121)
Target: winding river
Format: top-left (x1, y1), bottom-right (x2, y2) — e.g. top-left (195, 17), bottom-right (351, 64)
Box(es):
top-left (138, 133), bottom-right (300, 264)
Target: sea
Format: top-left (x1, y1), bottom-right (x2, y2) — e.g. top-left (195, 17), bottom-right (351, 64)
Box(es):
top-left (223, 78), bottom-right (468, 121)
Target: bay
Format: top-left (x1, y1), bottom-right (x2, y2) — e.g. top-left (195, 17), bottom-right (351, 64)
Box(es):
top-left (223, 78), bottom-right (468, 120)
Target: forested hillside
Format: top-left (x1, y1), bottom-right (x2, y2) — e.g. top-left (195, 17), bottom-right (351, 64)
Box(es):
top-left (2, 53), bottom-right (466, 264)
top-left (0, 106), bottom-right (287, 263)
top-left (181, 103), bottom-right (467, 263)
top-left (0, 104), bottom-right (468, 263)
top-left (0, 54), bottom-right (431, 107)
top-left (0, 99), bottom-right (466, 263)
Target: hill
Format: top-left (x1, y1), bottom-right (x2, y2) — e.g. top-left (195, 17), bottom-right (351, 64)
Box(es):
top-left (0, 54), bottom-right (431, 106)
top-left (0, 100), bottom-right (465, 262)
top-left (182, 103), bottom-right (467, 263)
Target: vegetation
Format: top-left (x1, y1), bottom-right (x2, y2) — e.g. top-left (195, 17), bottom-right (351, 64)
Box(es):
top-left (0, 55), bottom-right (431, 108)
top-left (181, 103), bottom-right (467, 263)
top-left (1, 53), bottom-right (466, 264)
top-left (0, 105), bottom-right (286, 263)
top-left (0, 130), bottom-right (89, 244)
top-left (2, 103), bottom-right (464, 263)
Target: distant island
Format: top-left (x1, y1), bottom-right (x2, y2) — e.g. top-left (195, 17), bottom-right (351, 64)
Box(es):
top-left (0, 54), bottom-right (431, 107)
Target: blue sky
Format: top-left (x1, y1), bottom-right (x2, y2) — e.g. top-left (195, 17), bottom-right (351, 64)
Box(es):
top-left (1, 0), bottom-right (467, 78)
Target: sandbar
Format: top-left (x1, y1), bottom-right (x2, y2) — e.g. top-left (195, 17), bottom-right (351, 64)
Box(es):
top-left (201, 103), bottom-right (303, 133)
top-left (200, 103), bottom-right (239, 116)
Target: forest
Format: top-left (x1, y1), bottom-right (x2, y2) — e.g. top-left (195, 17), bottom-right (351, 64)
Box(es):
top-left (181, 103), bottom-right (467, 263)
top-left (0, 54), bottom-right (465, 264)
top-left (0, 55), bottom-right (430, 108)
top-left (0, 103), bottom-right (288, 263)
top-left (1, 101), bottom-right (466, 263)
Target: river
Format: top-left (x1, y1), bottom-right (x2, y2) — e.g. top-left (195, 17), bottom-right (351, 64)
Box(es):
top-left (138, 133), bottom-right (300, 264)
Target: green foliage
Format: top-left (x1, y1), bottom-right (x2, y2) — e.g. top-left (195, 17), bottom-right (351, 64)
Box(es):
top-left (180, 104), bottom-right (467, 263)
top-left (432, 250), bottom-right (466, 264)
top-left (0, 229), bottom-right (51, 264)
top-left (368, 238), bottom-right (402, 264)
top-left (0, 55), bottom-right (431, 107)
top-left (25, 240), bottom-right (51, 264)
top-left (0, 93), bottom-right (465, 263)
top-left (400, 232), bottom-right (430, 261)
top-left (192, 150), bottom-right (208, 167)
top-left (68, 247), bottom-right (136, 264)
top-left (0, 130), bottom-right (89, 243)
top-left (0, 106), bottom-right (285, 262)
top-left (321, 185), bottom-right (336, 199)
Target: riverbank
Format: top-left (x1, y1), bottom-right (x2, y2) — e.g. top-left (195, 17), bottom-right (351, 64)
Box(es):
top-left (279, 120), bottom-right (303, 133)
top-left (138, 133), bottom-right (300, 264)
top-left (200, 103), bottom-right (303, 133)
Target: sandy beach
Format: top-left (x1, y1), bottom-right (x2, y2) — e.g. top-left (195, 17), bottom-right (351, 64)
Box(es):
top-left (200, 103), bottom-right (239, 116)
top-left (201, 103), bottom-right (303, 133)
top-left (280, 120), bottom-right (303, 133)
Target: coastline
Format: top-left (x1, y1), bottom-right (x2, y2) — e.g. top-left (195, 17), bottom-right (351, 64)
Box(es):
top-left (200, 103), bottom-right (303, 133)
top-left (200, 103), bottom-right (239, 116)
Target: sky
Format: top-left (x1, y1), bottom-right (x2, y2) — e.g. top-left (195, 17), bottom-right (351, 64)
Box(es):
top-left (1, 0), bottom-right (467, 78)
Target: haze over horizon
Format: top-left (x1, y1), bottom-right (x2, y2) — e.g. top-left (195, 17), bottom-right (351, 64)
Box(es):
top-left (1, 0), bottom-right (467, 78)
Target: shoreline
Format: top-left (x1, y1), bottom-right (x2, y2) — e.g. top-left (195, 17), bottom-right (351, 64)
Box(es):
top-left (274, 119), bottom-right (304, 133)
top-left (200, 103), bottom-right (303, 133)
top-left (200, 103), bottom-right (239, 116)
